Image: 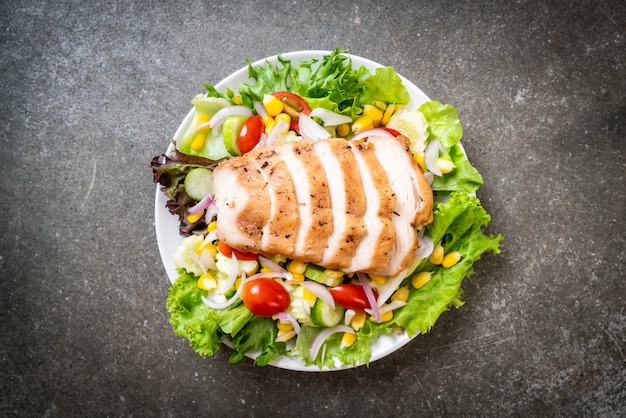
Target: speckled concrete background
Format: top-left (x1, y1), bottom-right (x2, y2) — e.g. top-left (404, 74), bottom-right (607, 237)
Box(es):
top-left (1, 1), bottom-right (624, 416)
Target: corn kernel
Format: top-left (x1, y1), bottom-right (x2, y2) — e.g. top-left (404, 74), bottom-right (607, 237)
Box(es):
top-left (275, 112), bottom-right (291, 126)
top-left (371, 100), bottom-right (387, 111)
top-left (207, 221), bottom-right (217, 232)
top-left (413, 151), bottom-right (425, 169)
top-left (336, 123), bottom-right (350, 137)
top-left (197, 272), bottom-right (217, 291)
top-left (186, 210), bottom-right (204, 224)
top-left (412, 271), bottom-right (432, 289)
top-left (277, 329), bottom-right (296, 342)
top-left (391, 286), bottom-right (410, 303)
top-left (428, 211), bottom-right (434, 224)
top-left (302, 287), bottom-right (317, 306)
top-left (194, 240), bottom-right (216, 257)
top-left (369, 274), bottom-right (387, 285)
top-left (371, 306), bottom-right (393, 323)
top-left (190, 133), bottom-right (206, 151)
top-left (231, 96), bottom-right (243, 105)
top-left (381, 103), bottom-right (395, 126)
top-left (436, 158), bottom-right (456, 174)
top-left (341, 332), bottom-right (357, 348)
top-left (191, 114), bottom-right (211, 131)
top-left (442, 251), bottom-right (462, 268)
top-left (260, 267), bottom-right (273, 273)
top-left (263, 94), bottom-right (284, 117)
top-left (363, 104), bottom-right (383, 127)
top-left (277, 321), bottom-right (293, 332)
top-left (290, 273), bottom-right (305, 282)
top-left (429, 243), bottom-right (444, 265)
top-left (261, 113), bottom-right (274, 127)
top-left (265, 120), bottom-right (276, 134)
top-left (324, 269), bottom-right (344, 279)
top-left (352, 115), bottom-right (374, 133)
top-left (235, 277), bottom-right (242, 289)
top-left (350, 310), bottom-right (366, 330)
top-left (287, 260), bottom-right (307, 275)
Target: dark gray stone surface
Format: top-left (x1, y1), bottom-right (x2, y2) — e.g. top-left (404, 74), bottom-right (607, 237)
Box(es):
top-left (1, 0), bottom-right (624, 416)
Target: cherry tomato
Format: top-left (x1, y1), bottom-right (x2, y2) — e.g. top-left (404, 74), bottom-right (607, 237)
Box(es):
top-left (237, 115), bottom-right (263, 154)
top-left (330, 284), bottom-right (379, 311)
top-left (271, 91), bottom-right (311, 131)
top-left (217, 241), bottom-right (259, 261)
top-left (380, 127), bottom-right (402, 137)
top-left (241, 278), bottom-right (291, 317)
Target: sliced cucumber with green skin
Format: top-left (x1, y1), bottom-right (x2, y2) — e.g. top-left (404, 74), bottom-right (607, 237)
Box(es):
top-left (222, 115), bottom-right (248, 156)
top-left (304, 263), bottom-right (343, 287)
top-left (310, 299), bottom-right (345, 327)
top-left (184, 167), bottom-right (213, 201)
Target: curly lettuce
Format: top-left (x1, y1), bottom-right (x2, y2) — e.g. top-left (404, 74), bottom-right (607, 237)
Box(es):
top-left (394, 192), bottom-right (503, 336)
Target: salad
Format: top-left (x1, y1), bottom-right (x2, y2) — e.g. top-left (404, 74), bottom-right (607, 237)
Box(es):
top-left (152, 49), bottom-right (502, 369)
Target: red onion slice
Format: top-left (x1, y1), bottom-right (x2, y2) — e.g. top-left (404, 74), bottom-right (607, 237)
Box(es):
top-left (424, 138), bottom-right (444, 176)
top-left (208, 106), bottom-right (254, 132)
top-left (299, 281), bottom-right (335, 308)
top-left (366, 300), bottom-right (407, 317)
top-left (188, 193), bottom-right (215, 215)
top-left (344, 309), bottom-right (356, 326)
top-left (190, 253), bottom-right (207, 275)
top-left (265, 120), bottom-right (289, 146)
top-left (253, 101), bottom-right (267, 117)
top-left (350, 128), bottom-right (395, 142)
top-left (357, 273), bottom-right (381, 322)
top-left (204, 202), bottom-right (218, 224)
top-left (201, 271), bottom-right (248, 310)
top-left (414, 234), bottom-right (434, 261)
top-left (375, 272), bottom-right (406, 307)
top-left (276, 329), bottom-right (297, 342)
top-left (219, 252), bottom-right (239, 291)
top-left (277, 311), bottom-right (302, 335)
top-left (299, 113), bottom-right (331, 142)
top-left (257, 256), bottom-right (295, 281)
top-left (310, 108), bottom-right (352, 126)
top-left (309, 325), bottom-right (355, 360)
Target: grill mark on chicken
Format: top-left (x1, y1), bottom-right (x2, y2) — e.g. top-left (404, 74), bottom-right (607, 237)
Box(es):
top-left (370, 135), bottom-right (433, 276)
top-left (315, 140), bottom-right (366, 268)
top-left (253, 149), bottom-right (298, 256)
top-left (346, 138), bottom-right (396, 272)
top-left (279, 141), bottom-right (333, 261)
top-left (212, 156), bottom-right (270, 251)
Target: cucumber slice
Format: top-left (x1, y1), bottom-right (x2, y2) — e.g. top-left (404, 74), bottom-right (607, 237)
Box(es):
top-left (222, 115), bottom-right (248, 156)
top-left (304, 263), bottom-right (343, 287)
top-left (184, 167), bottom-right (213, 201)
top-left (310, 299), bottom-right (345, 327)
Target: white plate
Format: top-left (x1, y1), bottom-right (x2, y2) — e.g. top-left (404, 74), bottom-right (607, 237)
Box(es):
top-left (155, 50), bottom-right (431, 371)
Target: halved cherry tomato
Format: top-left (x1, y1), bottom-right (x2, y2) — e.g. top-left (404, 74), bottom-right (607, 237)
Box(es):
top-left (242, 278), bottom-right (291, 317)
top-left (217, 241), bottom-right (259, 261)
top-left (237, 115), bottom-right (263, 154)
top-left (329, 284), bottom-right (379, 311)
top-left (271, 91), bottom-right (311, 131)
top-left (380, 127), bottom-right (402, 137)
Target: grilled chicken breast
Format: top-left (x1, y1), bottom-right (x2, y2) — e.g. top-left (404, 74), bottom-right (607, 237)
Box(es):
top-left (212, 135), bottom-right (433, 277)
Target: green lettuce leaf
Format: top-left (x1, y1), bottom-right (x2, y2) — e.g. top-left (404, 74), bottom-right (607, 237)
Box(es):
top-left (166, 270), bottom-right (222, 356)
top-left (229, 316), bottom-right (288, 366)
top-left (358, 66), bottom-right (411, 106)
top-left (419, 100), bottom-right (463, 148)
top-left (431, 144), bottom-right (484, 193)
top-left (394, 192), bottom-right (502, 336)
